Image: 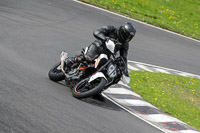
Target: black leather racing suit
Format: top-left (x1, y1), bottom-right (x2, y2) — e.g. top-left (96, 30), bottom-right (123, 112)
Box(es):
top-left (68, 25), bottom-right (130, 76)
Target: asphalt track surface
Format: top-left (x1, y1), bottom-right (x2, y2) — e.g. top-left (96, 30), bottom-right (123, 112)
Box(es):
top-left (0, 0), bottom-right (199, 133)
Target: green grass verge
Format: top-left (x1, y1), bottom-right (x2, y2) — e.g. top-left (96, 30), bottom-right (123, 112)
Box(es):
top-left (81, 0), bottom-right (200, 40)
top-left (128, 70), bottom-right (200, 130)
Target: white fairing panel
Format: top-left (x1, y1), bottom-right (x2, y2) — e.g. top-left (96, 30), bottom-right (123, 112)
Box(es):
top-left (121, 74), bottom-right (130, 84)
top-left (105, 40), bottom-right (115, 53)
top-left (95, 54), bottom-right (108, 68)
top-left (88, 72), bottom-right (107, 82)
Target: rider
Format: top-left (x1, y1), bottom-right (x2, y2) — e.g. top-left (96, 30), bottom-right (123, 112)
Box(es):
top-left (65, 22), bottom-right (136, 77)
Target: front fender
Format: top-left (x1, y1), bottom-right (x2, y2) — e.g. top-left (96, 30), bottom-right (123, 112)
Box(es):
top-left (88, 72), bottom-right (107, 83)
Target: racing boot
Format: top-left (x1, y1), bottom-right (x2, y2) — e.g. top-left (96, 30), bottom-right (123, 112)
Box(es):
top-left (121, 66), bottom-right (130, 84)
top-left (123, 66), bottom-right (129, 77)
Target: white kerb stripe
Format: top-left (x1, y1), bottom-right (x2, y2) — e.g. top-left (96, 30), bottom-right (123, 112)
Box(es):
top-left (117, 82), bottom-right (142, 98)
top-left (103, 87), bottom-right (135, 94)
top-left (128, 64), bottom-right (140, 71)
top-left (177, 73), bottom-right (190, 77)
top-left (143, 114), bottom-right (183, 123)
top-left (136, 64), bottom-right (153, 72)
top-left (116, 99), bottom-right (156, 107)
top-left (154, 68), bottom-right (170, 74)
top-left (117, 81), bottom-right (130, 88)
top-left (101, 93), bottom-right (169, 133)
top-left (176, 130), bottom-right (200, 133)
top-left (177, 72), bottom-right (200, 79)
top-left (103, 87), bottom-right (141, 97)
top-left (128, 60), bottom-right (200, 78)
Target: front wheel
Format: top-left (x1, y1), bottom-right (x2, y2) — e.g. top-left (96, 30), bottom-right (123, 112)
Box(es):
top-left (48, 62), bottom-right (65, 82)
top-left (72, 77), bottom-right (107, 99)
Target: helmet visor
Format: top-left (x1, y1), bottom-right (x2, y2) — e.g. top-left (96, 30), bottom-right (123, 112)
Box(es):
top-left (120, 27), bottom-right (135, 42)
top-left (123, 31), bottom-right (135, 42)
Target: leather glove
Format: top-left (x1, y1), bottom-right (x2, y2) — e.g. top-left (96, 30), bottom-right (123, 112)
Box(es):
top-left (74, 54), bottom-right (86, 63)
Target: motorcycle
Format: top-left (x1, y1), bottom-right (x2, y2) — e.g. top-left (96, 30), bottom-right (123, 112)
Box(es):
top-left (48, 39), bottom-right (130, 99)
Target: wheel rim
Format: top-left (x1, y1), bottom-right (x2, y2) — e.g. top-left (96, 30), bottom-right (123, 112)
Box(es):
top-left (75, 78), bottom-right (101, 93)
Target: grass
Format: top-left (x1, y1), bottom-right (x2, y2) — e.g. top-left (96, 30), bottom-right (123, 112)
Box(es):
top-left (128, 70), bottom-right (200, 130)
top-left (81, 0), bottom-right (200, 40)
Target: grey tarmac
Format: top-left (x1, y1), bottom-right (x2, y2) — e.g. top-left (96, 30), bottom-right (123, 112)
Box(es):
top-left (0, 0), bottom-right (199, 133)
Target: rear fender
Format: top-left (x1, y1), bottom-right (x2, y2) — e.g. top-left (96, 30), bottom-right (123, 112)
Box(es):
top-left (88, 72), bottom-right (107, 83)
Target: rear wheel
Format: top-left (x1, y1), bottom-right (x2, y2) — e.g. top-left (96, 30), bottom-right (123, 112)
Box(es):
top-left (72, 77), bottom-right (107, 99)
top-left (48, 62), bottom-right (65, 82)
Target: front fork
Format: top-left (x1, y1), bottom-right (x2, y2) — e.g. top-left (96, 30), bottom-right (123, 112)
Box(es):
top-left (61, 60), bottom-right (66, 74)
top-left (60, 51), bottom-right (68, 75)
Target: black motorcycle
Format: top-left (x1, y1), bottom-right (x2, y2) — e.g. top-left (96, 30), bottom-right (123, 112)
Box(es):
top-left (48, 39), bottom-right (130, 99)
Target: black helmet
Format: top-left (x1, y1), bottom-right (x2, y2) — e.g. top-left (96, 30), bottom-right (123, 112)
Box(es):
top-left (118, 22), bottom-right (136, 43)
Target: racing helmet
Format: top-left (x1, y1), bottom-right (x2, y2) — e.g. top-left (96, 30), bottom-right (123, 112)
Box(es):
top-left (118, 22), bottom-right (136, 43)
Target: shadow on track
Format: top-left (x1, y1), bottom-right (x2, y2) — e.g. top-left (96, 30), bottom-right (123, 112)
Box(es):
top-left (81, 94), bottom-right (122, 111)
top-left (54, 81), bottom-right (122, 111)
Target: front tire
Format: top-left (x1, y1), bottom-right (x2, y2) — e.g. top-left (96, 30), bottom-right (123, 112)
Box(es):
top-left (72, 78), bottom-right (107, 99)
top-left (48, 62), bottom-right (65, 82)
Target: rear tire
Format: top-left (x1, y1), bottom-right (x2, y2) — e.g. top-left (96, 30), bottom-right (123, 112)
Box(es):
top-left (48, 62), bottom-right (65, 82)
top-left (72, 77), bottom-right (107, 99)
